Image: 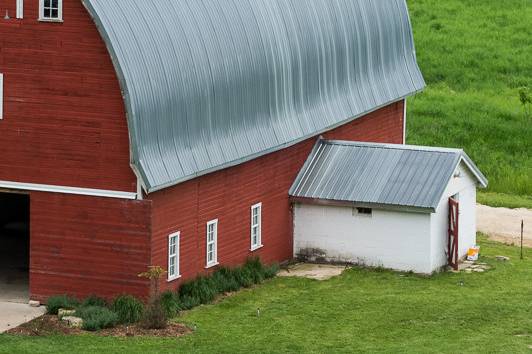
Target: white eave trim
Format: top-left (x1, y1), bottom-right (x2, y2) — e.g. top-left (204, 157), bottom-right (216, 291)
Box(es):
top-left (0, 180), bottom-right (138, 200)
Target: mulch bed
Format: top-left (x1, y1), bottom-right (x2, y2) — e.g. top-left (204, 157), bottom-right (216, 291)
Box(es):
top-left (6, 315), bottom-right (191, 338)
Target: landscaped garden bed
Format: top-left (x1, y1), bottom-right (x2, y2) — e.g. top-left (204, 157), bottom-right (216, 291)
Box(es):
top-left (6, 257), bottom-right (279, 337)
top-left (6, 315), bottom-right (190, 337)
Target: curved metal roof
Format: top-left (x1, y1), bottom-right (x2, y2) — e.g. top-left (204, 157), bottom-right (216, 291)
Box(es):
top-left (290, 140), bottom-right (488, 212)
top-left (83, 0), bottom-right (425, 192)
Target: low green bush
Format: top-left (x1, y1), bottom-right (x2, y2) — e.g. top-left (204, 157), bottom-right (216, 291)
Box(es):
top-left (46, 295), bottom-right (79, 315)
top-left (173, 258), bottom-right (278, 313)
top-left (243, 257), bottom-right (266, 284)
top-left (81, 295), bottom-right (107, 308)
top-left (232, 266), bottom-right (254, 288)
top-left (212, 267), bottom-right (241, 293)
top-left (178, 294), bottom-right (201, 311)
top-left (112, 295), bottom-right (144, 324)
top-left (178, 276), bottom-right (217, 306)
top-left (159, 291), bottom-right (180, 318)
top-left (75, 306), bottom-right (118, 331)
top-left (140, 299), bottom-right (167, 329)
top-left (264, 263), bottom-right (280, 279)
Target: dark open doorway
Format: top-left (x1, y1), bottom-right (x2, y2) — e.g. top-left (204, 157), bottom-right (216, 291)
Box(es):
top-left (0, 192), bottom-right (30, 303)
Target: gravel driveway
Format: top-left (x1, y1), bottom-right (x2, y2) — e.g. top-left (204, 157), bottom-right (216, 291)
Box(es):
top-left (477, 204), bottom-right (532, 247)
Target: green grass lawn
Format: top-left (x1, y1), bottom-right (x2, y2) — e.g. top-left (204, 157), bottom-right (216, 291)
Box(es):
top-left (407, 0), bottom-right (532, 208)
top-left (1, 235), bottom-right (531, 353)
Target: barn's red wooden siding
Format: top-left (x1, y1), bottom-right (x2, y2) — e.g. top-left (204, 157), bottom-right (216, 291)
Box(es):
top-left (29, 191), bottom-right (152, 301)
top-left (0, 0), bottom-right (136, 192)
top-left (0, 0), bottom-right (406, 300)
top-left (151, 101), bottom-right (405, 293)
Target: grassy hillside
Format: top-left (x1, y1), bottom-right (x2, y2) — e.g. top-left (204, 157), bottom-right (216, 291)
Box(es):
top-left (407, 0), bottom-right (532, 206)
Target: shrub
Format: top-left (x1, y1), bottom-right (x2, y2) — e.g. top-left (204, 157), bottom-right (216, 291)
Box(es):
top-left (178, 294), bottom-right (201, 311)
top-left (232, 266), bottom-right (255, 288)
top-left (140, 299), bottom-right (167, 329)
top-left (46, 295), bottom-right (79, 315)
top-left (159, 291), bottom-right (180, 318)
top-left (112, 295), bottom-right (144, 324)
top-left (243, 257), bottom-right (266, 284)
top-left (178, 276), bottom-right (217, 306)
top-left (81, 295), bottom-right (108, 308)
top-left (264, 263), bottom-right (280, 279)
top-left (76, 306), bottom-right (118, 331)
top-left (212, 267), bottom-right (241, 293)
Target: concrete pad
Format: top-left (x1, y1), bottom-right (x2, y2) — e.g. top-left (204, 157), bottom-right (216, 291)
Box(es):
top-left (278, 263), bottom-right (346, 280)
top-left (0, 302), bottom-right (46, 333)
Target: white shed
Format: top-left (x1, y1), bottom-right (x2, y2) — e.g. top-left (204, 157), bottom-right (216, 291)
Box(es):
top-left (290, 140), bottom-right (488, 274)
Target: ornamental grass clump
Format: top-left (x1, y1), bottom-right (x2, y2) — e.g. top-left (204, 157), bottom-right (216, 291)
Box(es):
top-left (46, 295), bottom-right (79, 315)
top-left (80, 294), bottom-right (108, 308)
top-left (111, 295), bottom-right (144, 325)
top-left (75, 305), bottom-right (118, 331)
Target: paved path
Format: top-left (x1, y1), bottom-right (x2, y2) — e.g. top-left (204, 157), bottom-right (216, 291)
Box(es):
top-left (0, 302), bottom-right (46, 333)
top-left (477, 204), bottom-right (532, 247)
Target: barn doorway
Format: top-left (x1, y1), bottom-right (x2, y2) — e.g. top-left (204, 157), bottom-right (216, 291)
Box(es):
top-left (0, 192), bottom-right (30, 303)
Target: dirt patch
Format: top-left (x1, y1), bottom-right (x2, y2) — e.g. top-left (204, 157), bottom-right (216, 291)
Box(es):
top-left (278, 263), bottom-right (346, 280)
top-left (477, 204), bottom-right (532, 247)
top-left (6, 315), bottom-right (191, 338)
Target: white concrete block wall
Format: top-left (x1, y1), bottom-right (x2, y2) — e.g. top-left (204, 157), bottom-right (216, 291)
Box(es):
top-left (430, 162), bottom-right (478, 270)
top-left (293, 204), bottom-right (433, 273)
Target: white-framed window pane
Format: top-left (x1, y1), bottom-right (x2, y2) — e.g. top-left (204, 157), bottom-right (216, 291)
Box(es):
top-left (206, 220), bottom-right (218, 266)
top-left (40, 0), bottom-right (62, 20)
top-left (168, 232), bottom-right (180, 280)
top-left (251, 203), bottom-right (262, 249)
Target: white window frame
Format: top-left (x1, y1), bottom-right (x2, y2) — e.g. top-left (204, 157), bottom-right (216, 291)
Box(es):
top-left (167, 232), bottom-right (181, 281)
top-left (0, 73), bottom-right (3, 120)
top-left (39, 0), bottom-right (63, 22)
top-left (250, 203), bottom-right (263, 251)
top-left (16, 0), bottom-right (24, 19)
top-left (205, 219), bottom-right (219, 268)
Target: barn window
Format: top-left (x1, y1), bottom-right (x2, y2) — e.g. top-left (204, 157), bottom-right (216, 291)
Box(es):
top-left (39, 0), bottom-right (63, 21)
top-left (16, 0), bottom-right (24, 19)
top-left (250, 203), bottom-right (262, 251)
top-left (167, 232), bottom-right (180, 281)
top-left (357, 207), bottom-right (372, 216)
top-left (206, 219), bottom-right (218, 268)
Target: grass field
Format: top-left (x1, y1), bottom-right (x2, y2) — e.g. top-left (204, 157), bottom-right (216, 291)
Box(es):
top-left (1, 235), bottom-right (530, 353)
top-left (407, 0), bottom-right (532, 207)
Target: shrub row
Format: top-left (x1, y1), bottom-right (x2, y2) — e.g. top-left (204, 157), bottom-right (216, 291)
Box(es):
top-left (160, 257), bottom-right (279, 314)
top-left (46, 257), bottom-right (279, 330)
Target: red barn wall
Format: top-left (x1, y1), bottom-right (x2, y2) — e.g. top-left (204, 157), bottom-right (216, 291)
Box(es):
top-left (150, 101), bottom-right (405, 292)
top-left (0, 0), bottom-right (136, 192)
top-left (30, 191), bottom-right (152, 301)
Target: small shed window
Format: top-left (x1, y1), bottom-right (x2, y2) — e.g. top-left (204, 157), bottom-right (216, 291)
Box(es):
top-left (206, 219), bottom-right (218, 267)
top-left (357, 207), bottom-right (373, 215)
top-left (250, 203), bottom-right (262, 250)
top-left (168, 232), bottom-right (180, 281)
top-left (39, 0), bottom-right (63, 21)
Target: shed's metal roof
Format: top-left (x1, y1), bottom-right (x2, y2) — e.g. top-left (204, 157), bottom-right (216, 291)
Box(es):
top-left (83, 0), bottom-right (425, 192)
top-left (290, 140), bottom-right (488, 212)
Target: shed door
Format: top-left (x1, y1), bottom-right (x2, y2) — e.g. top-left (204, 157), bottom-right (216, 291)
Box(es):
top-left (448, 197), bottom-right (459, 270)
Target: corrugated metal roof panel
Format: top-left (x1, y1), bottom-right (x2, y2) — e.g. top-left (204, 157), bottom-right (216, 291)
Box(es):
top-left (290, 140), bottom-right (488, 211)
top-left (83, 0), bottom-right (425, 192)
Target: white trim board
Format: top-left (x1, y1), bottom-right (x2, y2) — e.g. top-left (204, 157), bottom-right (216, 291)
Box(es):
top-left (0, 180), bottom-right (137, 200)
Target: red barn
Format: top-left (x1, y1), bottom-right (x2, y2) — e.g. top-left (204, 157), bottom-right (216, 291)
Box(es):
top-left (0, 0), bottom-right (425, 302)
